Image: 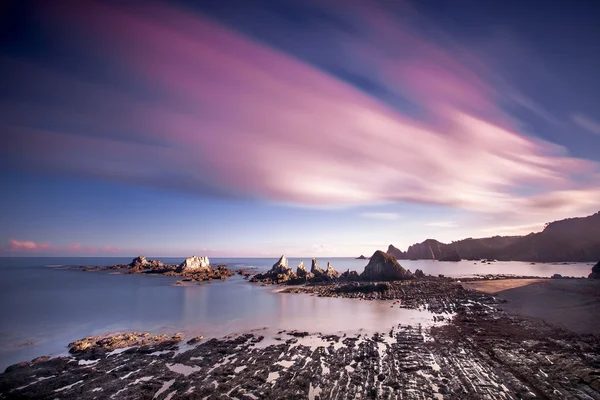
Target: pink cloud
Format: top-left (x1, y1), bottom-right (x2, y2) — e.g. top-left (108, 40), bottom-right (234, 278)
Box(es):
top-left (7, 239), bottom-right (122, 255)
top-left (2, 0), bottom-right (599, 226)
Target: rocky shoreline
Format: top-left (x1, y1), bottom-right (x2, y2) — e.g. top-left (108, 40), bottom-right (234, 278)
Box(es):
top-left (2, 279), bottom-right (600, 399)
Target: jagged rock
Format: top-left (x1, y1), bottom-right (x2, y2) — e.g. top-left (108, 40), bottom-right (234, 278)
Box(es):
top-left (177, 256), bottom-right (210, 273)
top-left (311, 258), bottom-right (324, 276)
top-left (252, 256), bottom-right (297, 284)
top-left (68, 332), bottom-right (183, 356)
top-left (361, 251), bottom-right (413, 281)
top-left (130, 256), bottom-right (149, 268)
top-left (341, 269), bottom-right (360, 281)
top-left (589, 261), bottom-right (600, 279)
top-left (356, 255), bottom-right (367, 260)
top-left (439, 250), bottom-right (461, 262)
top-left (296, 261), bottom-right (314, 281)
top-left (325, 262), bottom-right (340, 279)
top-left (414, 269), bottom-right (425, 279)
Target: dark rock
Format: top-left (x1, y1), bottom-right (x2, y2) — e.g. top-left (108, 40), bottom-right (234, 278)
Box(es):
top-left (414, 269), bottom-right (426, 279)
top-left (340, 269), bottom-right (360, 281)
top-left (551, 274), bottom-right (563, 279)
top-left (311, 258), bottom-right (324, 276)
top-left (589, 261), bottom-right (600, 279)
top-left (439, 250), bottom-right (461, 262)
top-left (187, 336), bottom-right (204, 345)
top-left (386, 244), bottom-right (407, 259)
top-left (360, 251), bottom-right (413, 281)
top-left (356, 255), bottom-right (368, 260)
top-left (295, 261), bottom-right (314, 282)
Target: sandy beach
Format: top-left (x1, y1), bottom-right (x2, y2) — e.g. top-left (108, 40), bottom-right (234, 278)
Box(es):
top-left (463, 278), bottom-right (600, 334)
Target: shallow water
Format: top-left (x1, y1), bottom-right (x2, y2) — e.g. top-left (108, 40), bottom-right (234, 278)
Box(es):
top-left (0, 257), bottom-right (593, 370)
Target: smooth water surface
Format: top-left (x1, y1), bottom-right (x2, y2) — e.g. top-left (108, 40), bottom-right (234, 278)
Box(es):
top-left (0, 257), bottom-right (593, 370)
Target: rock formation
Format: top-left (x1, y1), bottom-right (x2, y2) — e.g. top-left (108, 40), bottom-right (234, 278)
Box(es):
top-left (311, 258), bottom-right (324, 276)
top-left (177, 256), bottom-right (210, 273)
top-left (589, 261), bottom-right (600, 279)
top-left (439, 250), bottom-right (461, 262)
top-left (386, 244), bottom-right (407, 259)
top-left (325, 262), bottom-right (340, 279)
top-left (296, 261), bottom-right (314, 281)
top-left (129, 256), bottom-right (164, 271)
top-left (356, 255), bottom-right (367, 260)
top-left (361, 251), bottom-right (413, 281)
top-left (414, 269), bottom-right (426, 279)
top-left (340, 269), bottom-right (360, 281)
top-left (251, 256), bottom-right (297, 284)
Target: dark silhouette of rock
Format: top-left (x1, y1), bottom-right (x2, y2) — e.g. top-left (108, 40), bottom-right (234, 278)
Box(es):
top-left (589, 261), bottom-right (600, 279)
top-left (385, 211), bottom-right (600, 262)
top-left (311, 258), bottom-right (324, 276)
top-left (386, 244), bottom-right (407, 259)
top-left (439, 250), bottom-right (461, 262)
top-left (341, 269), bottom-right (360, 281)
top-left (551, 274), bottom-right (563, 279)
top-left (356, 255), bottom-right (368, 260)
top-left (414, 269), bottom-right (425, 279)
top-left (361, 251), bottom-right (413, 281)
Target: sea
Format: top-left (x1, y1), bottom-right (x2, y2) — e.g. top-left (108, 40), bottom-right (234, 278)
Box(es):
top-left (0, 257), bottom-right (594, 371)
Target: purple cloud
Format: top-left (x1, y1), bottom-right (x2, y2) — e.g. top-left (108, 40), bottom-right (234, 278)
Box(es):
top-left (2, 0), bottom-right (599, 225)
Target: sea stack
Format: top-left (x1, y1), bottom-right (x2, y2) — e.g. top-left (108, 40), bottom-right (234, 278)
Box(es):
top-left (589, 261), bottom-right (600, 279)
top-left (177, 256), bottom-right (210, 273)
top-left (361, 250), bottom-right (413, 281)
top-left (311, 258), bottom-right (324, 276)
top-left (439, 250), bottom-right (461, 262)
top-left (325, 262), bottom-right (340, 279)
top-left (296, 261), bottom-right (314, 281)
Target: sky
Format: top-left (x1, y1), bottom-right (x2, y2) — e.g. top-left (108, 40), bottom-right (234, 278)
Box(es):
top-left (1, 0), bottom-right (599, 257)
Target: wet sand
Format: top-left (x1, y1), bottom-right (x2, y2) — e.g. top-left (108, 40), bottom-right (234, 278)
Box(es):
top-left (464, 278), bottom-right (600, 334)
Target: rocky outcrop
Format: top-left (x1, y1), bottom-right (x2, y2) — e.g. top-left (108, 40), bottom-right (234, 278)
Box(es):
top-left (251, 256), bottom-right (298, 284)
top-left (361, 251), bottom-right (413, 281)
top-left (414, 269), bottom-right (425, 279)
top-left (340, 269), bottom-right (360, 281)
top-left (68, 332), bottom-right (183, 357)
top-left (439, 250), bottom-right (461, 262)
top-left (296, 261), bottom-right (314, 281)
top-left (310, 258), bottom-right (324, 276)
top-left (129, 256), bottom-right (164, 271)
top-left (386, 244), bottom-right (407, 259)
top-left (589, 261), bottom-right (600, 279)
top-left (177, 256), bottom-right (210, 273)
top-left (325, 262), bottom-right (340, 279)
top-left (356, 255), bottom-right (367, 260)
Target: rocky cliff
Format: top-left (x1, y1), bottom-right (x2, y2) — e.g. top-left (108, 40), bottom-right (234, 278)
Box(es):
top-left (386, 211), bottom-right (600, 262)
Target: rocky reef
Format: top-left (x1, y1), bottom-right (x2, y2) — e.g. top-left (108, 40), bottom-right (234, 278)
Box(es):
top-left (80, 256), bottom-right (234, 283)
top-left (590, 261), bottom-right (600, 279)
top-left (3, 283), bottom-right (600, 399)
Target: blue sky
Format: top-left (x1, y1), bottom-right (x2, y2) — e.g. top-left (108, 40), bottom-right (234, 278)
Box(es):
top-left (1, 0), bottom-right (599, 257)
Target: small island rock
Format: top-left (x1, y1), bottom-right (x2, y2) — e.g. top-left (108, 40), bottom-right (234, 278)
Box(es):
top-left (361, 251), bottom-right (413, 281)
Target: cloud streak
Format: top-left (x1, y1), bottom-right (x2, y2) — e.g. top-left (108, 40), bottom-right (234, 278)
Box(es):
top-left (7, 239), bottom-right (122, 254)
top-left (1, 0), bottom-right (599, 225)
top-left (572, 114), bottom-right (600, 136)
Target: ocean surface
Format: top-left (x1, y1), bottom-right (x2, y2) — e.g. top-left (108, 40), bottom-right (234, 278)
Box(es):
top-left (0, 257), bottom-right (593, 371)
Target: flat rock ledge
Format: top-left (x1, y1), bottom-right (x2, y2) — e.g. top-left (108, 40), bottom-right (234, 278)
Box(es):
top-left (2, 288), bottom-right (600, 399)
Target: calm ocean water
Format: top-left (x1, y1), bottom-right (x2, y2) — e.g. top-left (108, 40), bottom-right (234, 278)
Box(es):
top-left (0, 257), bottom-right (593, 370)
